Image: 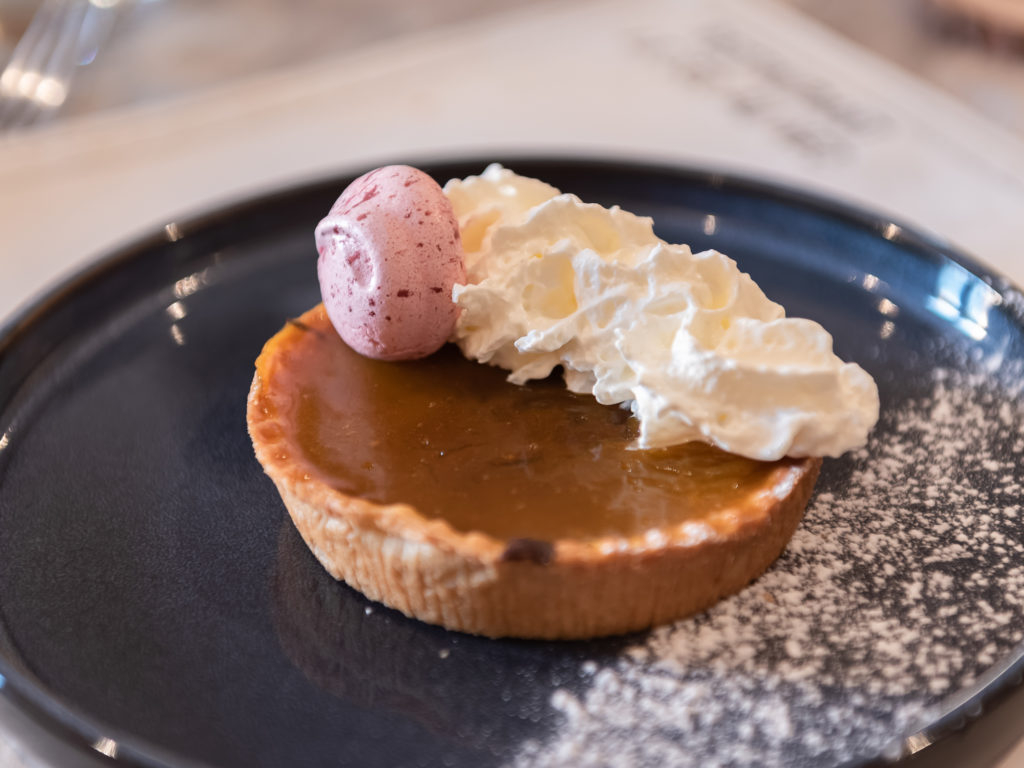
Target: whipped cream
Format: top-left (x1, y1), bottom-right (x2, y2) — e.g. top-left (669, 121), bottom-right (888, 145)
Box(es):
top-left (443, 165), bottom-right (879, 461)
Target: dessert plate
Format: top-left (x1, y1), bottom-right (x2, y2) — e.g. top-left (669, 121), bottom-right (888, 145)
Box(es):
top-left (1, 158), bottom-right (1024, 768)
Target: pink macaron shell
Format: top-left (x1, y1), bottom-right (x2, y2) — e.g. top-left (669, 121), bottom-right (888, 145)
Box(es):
top-left (315, 166), bottom-right (466, 361)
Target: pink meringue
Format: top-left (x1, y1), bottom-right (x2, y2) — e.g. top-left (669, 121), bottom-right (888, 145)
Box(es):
top-left (315, 165), bottom-right (466, 360)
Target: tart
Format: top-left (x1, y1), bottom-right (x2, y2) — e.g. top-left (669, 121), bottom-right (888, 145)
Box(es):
top-left (248, 304), bottom-right (822, 640)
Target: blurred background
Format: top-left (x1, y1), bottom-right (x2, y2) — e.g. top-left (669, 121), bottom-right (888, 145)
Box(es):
top-left (0, 0), bottom-right (1022, 136)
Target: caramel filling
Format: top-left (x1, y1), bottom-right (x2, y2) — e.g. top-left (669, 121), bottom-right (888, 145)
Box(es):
top-left (257, 307), bottom-right (793, 542)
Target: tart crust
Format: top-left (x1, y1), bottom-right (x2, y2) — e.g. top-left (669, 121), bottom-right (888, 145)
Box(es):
top-left (248, 307), bottom-right (822, 640)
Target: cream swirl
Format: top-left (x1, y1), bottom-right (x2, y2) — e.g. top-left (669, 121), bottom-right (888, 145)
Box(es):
top-left (444, 165), bottom-right (879, 460)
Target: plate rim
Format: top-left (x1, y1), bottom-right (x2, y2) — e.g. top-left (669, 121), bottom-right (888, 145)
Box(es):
top-left (1, 154), bottom-right (1023, 768)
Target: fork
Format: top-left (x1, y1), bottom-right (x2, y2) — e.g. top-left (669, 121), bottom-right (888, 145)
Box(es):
top-left (0, 0), bottom-right (117, 133)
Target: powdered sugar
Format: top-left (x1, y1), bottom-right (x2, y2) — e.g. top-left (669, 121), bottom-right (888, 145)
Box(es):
top-left (511, 362), bottom-right (1024, 767)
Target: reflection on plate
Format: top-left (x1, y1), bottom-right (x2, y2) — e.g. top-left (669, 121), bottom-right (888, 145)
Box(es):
top-left (0, 158), bottom-right (1023, 768)
top-left (271, 518), bottom-right (628, 761)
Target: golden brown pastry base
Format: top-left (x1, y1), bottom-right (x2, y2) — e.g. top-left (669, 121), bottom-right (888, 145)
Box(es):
top-left (247, 307), bottom-right (822, 640)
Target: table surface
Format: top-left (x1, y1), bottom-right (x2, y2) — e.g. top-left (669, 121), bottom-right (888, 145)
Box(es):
top-left (0, 0), bottom-right (1021, 138)
top-left (1, 1), bottom-right (1023, 766)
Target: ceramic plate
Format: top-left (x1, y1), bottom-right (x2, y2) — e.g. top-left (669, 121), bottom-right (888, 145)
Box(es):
top-left (2, 159), bottom-right (1024, 768)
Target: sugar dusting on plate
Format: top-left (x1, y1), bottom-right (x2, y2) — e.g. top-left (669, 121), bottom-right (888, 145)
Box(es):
top-left (511, 359), bottom-right (1024, 767)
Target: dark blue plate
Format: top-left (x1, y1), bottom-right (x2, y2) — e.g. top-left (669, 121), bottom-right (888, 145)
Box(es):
top-left (2, 158), bottom-right (1024, 768)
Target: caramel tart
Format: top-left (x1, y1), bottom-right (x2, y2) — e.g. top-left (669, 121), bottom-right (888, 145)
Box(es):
top-left (247, 305), bottom-right (821, 639)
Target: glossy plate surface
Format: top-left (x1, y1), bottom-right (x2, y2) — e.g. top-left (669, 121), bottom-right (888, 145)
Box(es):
top-left (1, 159), bottom-right (1024, 768)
